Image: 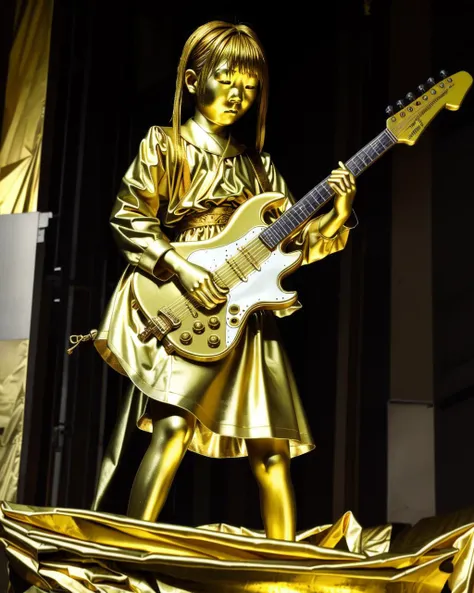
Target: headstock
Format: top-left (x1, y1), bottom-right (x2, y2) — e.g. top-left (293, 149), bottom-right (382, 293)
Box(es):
top-left (386, 70), bottom-right (473, 145)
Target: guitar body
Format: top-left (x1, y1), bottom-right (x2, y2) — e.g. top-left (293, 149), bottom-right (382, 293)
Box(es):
top-left (131, 193), bottom-right (303, 362)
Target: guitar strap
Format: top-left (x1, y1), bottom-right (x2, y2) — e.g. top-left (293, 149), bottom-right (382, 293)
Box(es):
top-left (246, 148), bottom-right (273, 193)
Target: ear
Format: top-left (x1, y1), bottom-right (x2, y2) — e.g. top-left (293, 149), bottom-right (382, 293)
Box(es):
top-left (184, 69), bottom-right (198, 95)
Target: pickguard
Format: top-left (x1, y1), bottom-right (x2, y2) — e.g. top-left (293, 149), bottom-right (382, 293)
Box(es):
top-left (187, 226), bottom-right (299, 346)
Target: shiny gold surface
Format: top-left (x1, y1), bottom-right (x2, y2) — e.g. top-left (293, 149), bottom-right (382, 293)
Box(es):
top-left (208, 334), bottom-right (220, 347)
top-left (94, 117), bottom-right (353, 461)
top-left (387, 71), bottom-right (472, 145)
top-left (208, 315), bottom-right (220, 329)
top-left (0, 340), bottom-right (29, 503)
top-left (3, 502), bottom-right (474, 593)
top-left (0, 0), bottom-right (53, 214)
top-left (92, 21), bottom-right (356, 541)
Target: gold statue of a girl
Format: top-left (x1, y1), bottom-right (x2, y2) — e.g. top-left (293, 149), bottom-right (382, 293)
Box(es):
top-left (94, 20), bottom-right (356, 541)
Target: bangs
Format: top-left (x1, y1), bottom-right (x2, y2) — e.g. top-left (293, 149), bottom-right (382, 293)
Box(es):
top-left (197, 32), bottom-right (267, 94)
top-left (220, 34), bottom-right (265, 78)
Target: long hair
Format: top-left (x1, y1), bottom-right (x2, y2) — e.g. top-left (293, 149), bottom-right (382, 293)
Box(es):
top-left (171, 21), bottom-right (269, 199)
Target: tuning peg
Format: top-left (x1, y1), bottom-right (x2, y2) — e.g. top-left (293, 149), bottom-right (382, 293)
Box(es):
top-left (396, 99), bottom-right (405, 110)
top-left (385, 105), bottom-right (394, 115)
top-left (426, 77), bottom-right (436, 86)
top-left (405, 92), bottom-right (416, 102)
top-left (439, 69), bottom-right (449, 79)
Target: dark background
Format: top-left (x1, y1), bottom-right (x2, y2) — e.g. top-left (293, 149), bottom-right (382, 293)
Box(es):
top-left (3, 0), bottom-right (474, 534)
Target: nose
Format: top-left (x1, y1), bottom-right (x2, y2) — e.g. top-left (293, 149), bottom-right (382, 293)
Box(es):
top-left (228, 86), bottom-right (243, 104)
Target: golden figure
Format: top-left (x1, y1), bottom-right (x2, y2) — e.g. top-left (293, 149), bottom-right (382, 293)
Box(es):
top-left (94, 21), bottom-right (357, 541)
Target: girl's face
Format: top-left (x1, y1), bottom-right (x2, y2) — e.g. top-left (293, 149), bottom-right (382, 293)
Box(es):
top-left (187, 61), bottom-right (259, 128)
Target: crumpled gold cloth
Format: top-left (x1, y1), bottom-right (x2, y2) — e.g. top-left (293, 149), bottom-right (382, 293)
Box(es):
top-left (0, 340), bottom-right (29, 503)
top-left (0, 0), bottom-right (53, 214)
top-left (2, 502), bottom-right (474, 592)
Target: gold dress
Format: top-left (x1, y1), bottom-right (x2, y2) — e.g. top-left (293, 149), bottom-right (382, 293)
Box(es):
top-left (95, 118), bottom-right (352, 459)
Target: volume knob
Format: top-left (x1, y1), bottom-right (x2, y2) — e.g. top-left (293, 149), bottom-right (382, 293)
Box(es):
top-left (208, 335), bottom-right (221, 348)
top-left (208, 316), bottom-right (220, 330)
top-left (180, 331), bottom-right (192, 345)
top-left (193, 321), bottom-right (205, 334)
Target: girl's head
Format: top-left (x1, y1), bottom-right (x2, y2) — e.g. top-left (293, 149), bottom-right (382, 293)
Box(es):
top-left (173, 21), bottom-right (269, 151)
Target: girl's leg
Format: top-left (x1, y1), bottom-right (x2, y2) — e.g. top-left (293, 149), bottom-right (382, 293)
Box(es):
top-left (246, 437), bottom-right (295, 541)
top-left (127, 400), bottom-right (196, 521)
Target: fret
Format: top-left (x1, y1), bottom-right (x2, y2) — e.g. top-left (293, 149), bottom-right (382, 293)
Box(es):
top-left (348, 158), bottom-right (361, 175)
top-left (286, 209), bottom-right (300, 225)
top-left (371, 140), bottom-right (382, 155)
top-left (353, 154), bottom-right (365, 171)
top-left (299, 202), bottom-right (313, 217)
top-left (366, 143), bottom-right (378, 159)
top-left (358, 150), bottom-right (370, 166)
top-left (260, 129), bottom-right (396, 250)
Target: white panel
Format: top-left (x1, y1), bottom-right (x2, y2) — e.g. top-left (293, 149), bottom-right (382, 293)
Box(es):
top-left (0, 213), bottom-right (41, 340)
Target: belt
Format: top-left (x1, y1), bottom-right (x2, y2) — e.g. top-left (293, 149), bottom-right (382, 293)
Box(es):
top-left (175, 205), bottom-right (236, 232)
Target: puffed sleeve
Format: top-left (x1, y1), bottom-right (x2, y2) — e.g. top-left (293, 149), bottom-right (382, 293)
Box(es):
top-left (261, 153), bottom-right (357, 264)
top-left (110, 126), bottom-right (173, 276)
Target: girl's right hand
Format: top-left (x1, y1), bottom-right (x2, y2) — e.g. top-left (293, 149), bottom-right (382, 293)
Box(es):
top-left (162, 249), bottom-right (228, 309)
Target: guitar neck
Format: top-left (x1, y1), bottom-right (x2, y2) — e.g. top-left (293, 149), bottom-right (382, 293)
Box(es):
top-left (260, 128), bottom-right (397, 249)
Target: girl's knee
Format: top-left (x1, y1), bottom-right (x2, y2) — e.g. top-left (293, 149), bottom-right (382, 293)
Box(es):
top-left (152, 414), bottom-right (195, 447)
top-left (251, 447), bottom-right (290, 484)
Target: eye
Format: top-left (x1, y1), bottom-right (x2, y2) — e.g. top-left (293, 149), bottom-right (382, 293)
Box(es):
top-left (245, 85), bottom-right (256, 90)
top-left (218, 80), bottom-right (231, 85)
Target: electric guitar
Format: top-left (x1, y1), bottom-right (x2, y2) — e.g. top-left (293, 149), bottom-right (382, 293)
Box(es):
top-left (132, 70), bottom-right (472, 362)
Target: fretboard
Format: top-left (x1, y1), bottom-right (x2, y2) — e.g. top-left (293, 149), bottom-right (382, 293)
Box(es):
top-left (260, 129), bottom-right (396, 249)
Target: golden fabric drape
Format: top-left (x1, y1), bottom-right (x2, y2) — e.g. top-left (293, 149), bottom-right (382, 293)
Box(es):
top-left (2, 502), bottom-right (474, 592)
top-left (0, 0), bottom-right (53, 508)
top-left (0, 0), bottom-right (53, 214)
top-left (0, 340), bottom-right (28, 503)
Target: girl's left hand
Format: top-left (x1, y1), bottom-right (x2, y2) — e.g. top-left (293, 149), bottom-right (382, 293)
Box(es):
top-left (328, 161), bottom-right (356, 219)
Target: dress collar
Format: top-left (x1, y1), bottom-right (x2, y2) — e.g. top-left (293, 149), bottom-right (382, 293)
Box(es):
top-left (180, 118), bottom-right (246, 157)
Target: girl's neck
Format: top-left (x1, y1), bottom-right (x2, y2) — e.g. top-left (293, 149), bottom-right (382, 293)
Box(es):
top-left (193, 110), bottom-right (229, 137)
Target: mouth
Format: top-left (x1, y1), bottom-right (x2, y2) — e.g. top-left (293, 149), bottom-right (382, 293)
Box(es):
top-left (225, 109), bottom-right (239, 114)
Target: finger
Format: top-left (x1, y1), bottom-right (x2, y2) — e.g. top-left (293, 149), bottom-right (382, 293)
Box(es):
top-left (346, 168), bottom-right (356, 183)
top-left (191, 283), bottom-right (213, 309)
top-left (199, 284), bottom-right (218, 309)
top-left (206, 278), bottom-right (227, 303)
top-left (331, 173), bottom-right (351, 190)
top-left (210, 274), bottom-right (229, 296)
top-left (339, 172), bottom-right (354, 191)
top-left (329, 171), bottom-right (350, 187)
top-left (328, 173), bottom-right (347, 185)
top-left (335, 177), bottom-right (348, 192)
top-left (339, 162), bottom-right (356, 187)
top-left (330, 168), bottom-right (351, 178)
top-left (342, 174), bottom-right (351, 190)
top-left (188, 282), bottom-right (201, 303)
top-left (328, 182), bottom-right (343, 196)
top-left (189, 288), bottom-right (207, 308)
